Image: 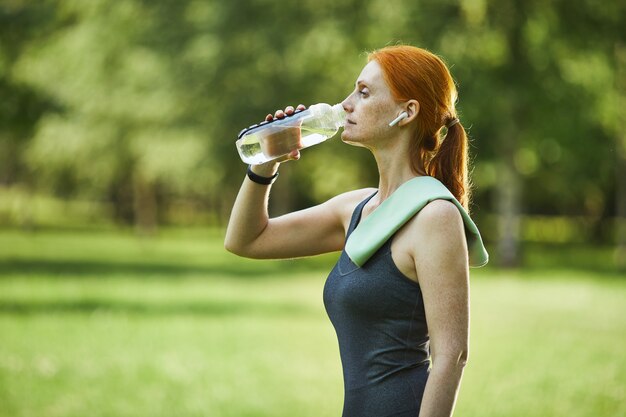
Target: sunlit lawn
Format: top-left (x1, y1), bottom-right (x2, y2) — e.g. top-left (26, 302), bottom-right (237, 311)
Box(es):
top-left (0, 228), bottom-right (624, 417)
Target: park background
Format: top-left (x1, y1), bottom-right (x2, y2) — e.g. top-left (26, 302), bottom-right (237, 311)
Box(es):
top-left (0, 0), bottom-right (624, 416)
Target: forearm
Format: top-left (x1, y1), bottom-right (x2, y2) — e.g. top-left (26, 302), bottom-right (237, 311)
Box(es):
top-left (224, 163), bottom-right (279, 254)
top-left (418, 360), bottom-right (466, 417)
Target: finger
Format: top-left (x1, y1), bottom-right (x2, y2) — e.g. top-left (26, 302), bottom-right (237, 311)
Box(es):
top-left (274, 109), bottom-right (285, 119)
top-left (284, 105), bottom-right (295, 115)
top-left (285, 149), bottom-right (300, 161)
top-left (296, 104), bottom-right (306, 111)
top-left (273, 149), bottom-right (301, 163)
top-left (265, 113), bottom-right (273, 121)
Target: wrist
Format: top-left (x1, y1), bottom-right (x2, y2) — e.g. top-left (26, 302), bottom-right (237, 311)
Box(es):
top-left (247, 165), bottom-right (279, 185)
top-left (249, 162), bottom-right (279, 178)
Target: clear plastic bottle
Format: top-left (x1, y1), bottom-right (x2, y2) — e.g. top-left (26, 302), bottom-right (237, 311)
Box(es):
top-left (235, 103), bottom-right (346, 165)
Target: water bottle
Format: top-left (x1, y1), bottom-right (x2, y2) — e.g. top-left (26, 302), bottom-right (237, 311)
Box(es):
top-left (235, 103), bottom-right (346, 165)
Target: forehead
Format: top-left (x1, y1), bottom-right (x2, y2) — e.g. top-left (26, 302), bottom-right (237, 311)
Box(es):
top-left (357, 60), bottom-right (385, 87)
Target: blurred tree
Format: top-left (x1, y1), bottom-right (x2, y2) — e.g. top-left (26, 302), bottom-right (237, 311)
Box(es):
top-left (190, 0), bottom-right (378, 218)
top-left (431, 0), bottom-right (624, 266)
top-left (15, 0), bottom-right (215, 232)
top-left (2, 0), bottom-right (623, 262)
top-left (0, 1), bottom-right (62, 188)
top-left (616, 44), bottom-right (626, 270)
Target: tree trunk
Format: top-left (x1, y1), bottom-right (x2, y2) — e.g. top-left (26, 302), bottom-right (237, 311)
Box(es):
top-left (133, 172), bottom-right (157, 236)
top-left (616, 141), bottom-right (626, 270)
top-left (615, 43), bottom-right (626, 270)
top-left (496, 129), bottom-right (522, 268)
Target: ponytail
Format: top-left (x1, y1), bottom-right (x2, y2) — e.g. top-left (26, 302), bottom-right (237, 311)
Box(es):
top-left (426, 121), bottom-right (471, 212)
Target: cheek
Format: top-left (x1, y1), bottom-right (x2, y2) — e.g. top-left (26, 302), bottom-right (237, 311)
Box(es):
top-left (343, 98), bottom-right (394, 142)
top-left (367, 98), bottom-right (395, 124)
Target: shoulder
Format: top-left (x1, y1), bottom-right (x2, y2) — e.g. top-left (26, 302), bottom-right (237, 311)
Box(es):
top-left (402, 199), bottom-right (469, 278)
top-left (415, 199), bottom-right (463, 231)
top-left (323, 187), bottom-right (378, 229)
top-left (405, 199), bottom-right (466, 252)
top-left (325, 187), bottom-right (377, 209)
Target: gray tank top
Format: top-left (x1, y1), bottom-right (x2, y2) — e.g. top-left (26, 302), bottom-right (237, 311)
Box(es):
top-left (323, 191), bottom-right (430, 417)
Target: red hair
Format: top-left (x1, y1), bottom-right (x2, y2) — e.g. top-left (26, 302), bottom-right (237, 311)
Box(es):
top-left (368, 45), bottom-right (472, 211)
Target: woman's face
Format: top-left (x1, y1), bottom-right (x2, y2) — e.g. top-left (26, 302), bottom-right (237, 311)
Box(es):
top-left (340, 60), bottom-right (401, 146)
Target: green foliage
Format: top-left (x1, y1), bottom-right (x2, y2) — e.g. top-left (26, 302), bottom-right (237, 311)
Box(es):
top-left (0, 1), bottom-right (62, 185)
top-left (1, 0), bottom-right (625, 235)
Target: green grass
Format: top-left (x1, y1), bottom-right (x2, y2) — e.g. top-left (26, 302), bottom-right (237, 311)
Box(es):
top-left (0, 228), bottom-right (624, 417)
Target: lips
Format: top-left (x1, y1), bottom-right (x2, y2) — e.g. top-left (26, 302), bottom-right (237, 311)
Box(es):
top-left (346, 119), bottom-right (356, 125)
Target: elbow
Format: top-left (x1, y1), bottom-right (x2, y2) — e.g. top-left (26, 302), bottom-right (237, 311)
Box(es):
top-left (432, 349), bottom-right (469, 371)
top-left (224, 241), bottom-right (246, 257)
top-left (224, 238), bottom-right (257, 258)
top-left (224, 239), bottom-right (236, 255)
top-left (458, 350), bottom-right (469, 368)
top-left (224, 236), bottom-right (244, 256)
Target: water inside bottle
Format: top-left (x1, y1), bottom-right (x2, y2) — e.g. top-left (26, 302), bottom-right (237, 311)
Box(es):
top-left (237, 124), bottom-right (339, 164)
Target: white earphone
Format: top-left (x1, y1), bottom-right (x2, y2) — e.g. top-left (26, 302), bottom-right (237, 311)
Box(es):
top-left (388, 112), bottom-right (408, 127)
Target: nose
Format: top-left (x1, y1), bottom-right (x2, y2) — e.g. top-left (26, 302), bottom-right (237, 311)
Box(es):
top-left (341, 93), bottom-right (354, 113)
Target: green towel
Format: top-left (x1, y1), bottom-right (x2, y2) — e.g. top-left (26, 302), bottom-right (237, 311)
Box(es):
top-left (345, 176), bottom-right (489, 268)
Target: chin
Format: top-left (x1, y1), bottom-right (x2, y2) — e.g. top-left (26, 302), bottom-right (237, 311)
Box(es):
top-left (341, 131), bottom-right (370, 148)
top-left (341, 136), bottom-right (356, 146)
top-left (341, 139), bottom-right (366, 148)
top-left (341, 131), bottom-right (357, 145)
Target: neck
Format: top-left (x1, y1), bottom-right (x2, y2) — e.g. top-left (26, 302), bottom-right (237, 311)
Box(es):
top-left (369, 136), bottom-right (427, 203)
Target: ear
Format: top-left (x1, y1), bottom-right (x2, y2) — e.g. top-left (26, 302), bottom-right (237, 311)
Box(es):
top-left (399, 100), bottom-right (420, 126)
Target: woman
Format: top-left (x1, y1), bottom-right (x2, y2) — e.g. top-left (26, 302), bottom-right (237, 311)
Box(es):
top-left (225, 45), bottom-right (488, 417)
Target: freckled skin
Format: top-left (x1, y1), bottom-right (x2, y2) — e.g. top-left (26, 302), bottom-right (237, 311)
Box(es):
top-left (341, 61), bottom-right (404, 148)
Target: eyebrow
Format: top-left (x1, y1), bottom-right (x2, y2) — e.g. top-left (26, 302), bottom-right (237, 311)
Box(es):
top-left (355, 80), bottom-right (369, 88)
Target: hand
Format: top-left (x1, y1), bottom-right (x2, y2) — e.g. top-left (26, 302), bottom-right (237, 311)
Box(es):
top-left (262, 104), bottom-right (307, 163)
top-left (265, 104), bottom-right (307, 123)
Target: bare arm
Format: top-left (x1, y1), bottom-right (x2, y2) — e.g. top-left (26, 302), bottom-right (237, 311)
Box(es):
top-left (224, 165), bottom-right (364, 259)
top-left (224, 105), bottom-right (371, 259)
top-left (411, 200), bottom-right (470, 417)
